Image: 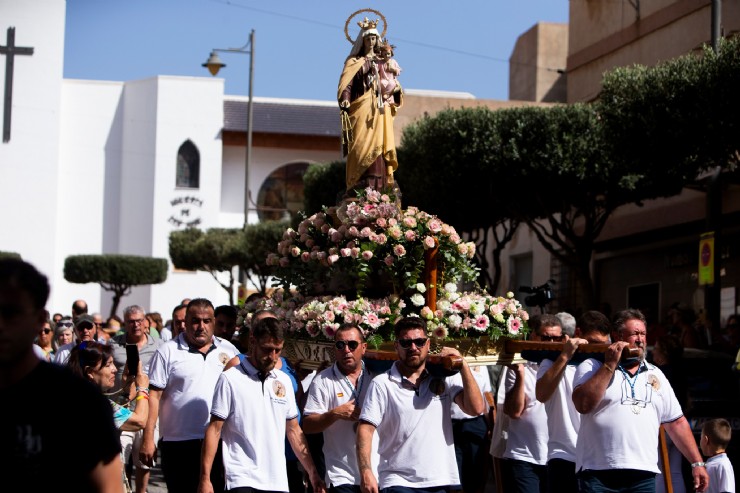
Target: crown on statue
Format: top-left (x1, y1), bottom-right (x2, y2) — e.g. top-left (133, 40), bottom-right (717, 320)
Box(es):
top-left (357, 17), bottom-right (379, 30)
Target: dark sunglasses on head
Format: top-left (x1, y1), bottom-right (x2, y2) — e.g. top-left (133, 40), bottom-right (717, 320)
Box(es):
top-left (39, 328), bottom-right (53, 334)
top-left (335, 340), bottom-right (360, 351)
top-left (397, 338), bottom-right (428, 349)
top-left (58, 322), bottom-right (73, 328)
top-left (540, 335), bottom-right (564, 342)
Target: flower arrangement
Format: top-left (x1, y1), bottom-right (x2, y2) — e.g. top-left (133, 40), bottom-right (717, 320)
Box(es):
top-left (241, 187), bottom-right (531, 351)
top-left (238, 286), bottom-right (529, 349)
top-left (266, 188), bottom-right (479, 298)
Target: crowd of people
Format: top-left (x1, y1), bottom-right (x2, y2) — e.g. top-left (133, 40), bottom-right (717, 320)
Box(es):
top-left (2, 257), bottom-right (737, 493)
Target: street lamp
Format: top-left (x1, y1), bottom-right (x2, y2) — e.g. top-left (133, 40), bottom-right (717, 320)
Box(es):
top-left (202, 29), bottom-right (255, 228)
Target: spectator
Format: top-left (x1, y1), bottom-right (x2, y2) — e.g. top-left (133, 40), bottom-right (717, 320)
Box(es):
top-left (54, 313), bottom-right (101, 365)
top-left (169, 303), bottom-right (187, 339)
top-left (55, 317), bottom-right (76, 347)
top-left (701, 418), bottom-right (735, 493)
top-left (72, 298), bottom-right (88, 322)
top-left (214, 304), bottom-right (238, 343)
top-left (35, 317), bottom-right (57, 361)
top-left (0, 258), bottom-right (123, 491)
top-left (141, 298), bottom-right (239, 493)
top-left (146, 312), bottom-right (164, 342)
top-left (111, 305), bottom-right (163, 493)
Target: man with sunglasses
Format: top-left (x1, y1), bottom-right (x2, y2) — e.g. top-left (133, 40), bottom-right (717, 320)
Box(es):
top-left (54, 313), bottom-right (101, 365)
top-left (534, 311), bottom-right (611, 493)
top-left (357, 316), bottom-right (484, 493)
top-left (303, 323), bottom-right (378, 493)
top-left (501, 313), bottom-right (563, 493)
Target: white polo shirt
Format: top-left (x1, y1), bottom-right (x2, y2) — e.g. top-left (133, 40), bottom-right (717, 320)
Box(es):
top-left (573, 359), bottom-right (682, 473)
top-left (360, 362), bottom-right (463, 489)
top-left (148, 333), bottom-right (238, 441)
top-left (503, 361), bottom-right (548, 465)
top-left (304, 363), bottom-right (379, 487)
top-left (705, 452), bottom-right (735, 493)
top-left (211, 357), bottom-right (298, 492)
top-left (450, 365), bottom-right (491, 419)
top-left (536, 359), bottom-right (580, 462)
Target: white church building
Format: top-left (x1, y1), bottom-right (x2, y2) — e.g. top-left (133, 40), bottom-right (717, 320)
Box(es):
top-left (1, 1), bottom-right (344, 316)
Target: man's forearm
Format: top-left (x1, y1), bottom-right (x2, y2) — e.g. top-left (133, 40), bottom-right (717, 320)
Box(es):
top-left (458, 363), bottom-right (484, 416)
top-left (287, 419), bottom-right (319, 476)
top-left (302, 411), bottom-right (337, 434)
top-left (356, 422), bottom-right (376, 473)
top-left (143, 389), bottom-right (162, 442)
top-left (536, 354), bottom-right (568, 403)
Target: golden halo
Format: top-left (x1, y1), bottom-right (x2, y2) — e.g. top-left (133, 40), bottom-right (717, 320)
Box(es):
top-left (344, 8), bottom-right (387, 43)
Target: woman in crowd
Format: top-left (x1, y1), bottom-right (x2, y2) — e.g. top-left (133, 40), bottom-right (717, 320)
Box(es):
top-left (55, 317), bottom-right (76, 347)
top-left (34, 318), bottom-right (57, 361)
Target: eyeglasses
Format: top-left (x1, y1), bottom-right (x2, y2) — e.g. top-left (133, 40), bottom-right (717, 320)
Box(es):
top-left (39, 328), bottom-right (52, 334)
top-left (335, 340), bottom-right (360, 351)
top-left (540, 335), bottom-right (564, 342)
top-left (397, 338), bottom-right (428, 349)
top-left (127, 319), bottom-right (145, 325)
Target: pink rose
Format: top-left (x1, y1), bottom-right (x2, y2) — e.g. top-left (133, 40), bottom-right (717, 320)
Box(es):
top-left (340, 248), bottom-right (351, 257)
top-left (427, 219), bottom-right (442, 233)
top-left (290, 246), bottom-right (301, 257)
top-left (393, 244), bottom-right (406, 257)
top-left (403, 217), bottom-right (417, 228)
top-left (404, 230), bottom-right (417, 241)
top-left (384, 256), bottom-right (394, 266)
top-left (423, 236), bottom-right (437, 249)
top-left (279, 257), bottom-right (290, 267)
top-left (361, 250), bottom-right (373, 261)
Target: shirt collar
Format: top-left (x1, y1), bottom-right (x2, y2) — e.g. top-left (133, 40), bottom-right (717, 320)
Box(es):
top-left (239, 356), bottom-right (276, 380)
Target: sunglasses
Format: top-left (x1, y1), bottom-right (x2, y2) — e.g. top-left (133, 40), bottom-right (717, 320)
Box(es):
top-left (58, 322), bottom-right (73, 328)
top-left (39, 328), bottom-right (52, 334)
top-left (540, 335), bottom-right (564, 342)
top-left (397, 338), bottom-right (428, 349)
top-left (335, 340), bottom-right (360, 351)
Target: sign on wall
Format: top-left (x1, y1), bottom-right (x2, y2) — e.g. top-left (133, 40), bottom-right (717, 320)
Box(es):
top-left (168, 195), bottom-right (203, 228)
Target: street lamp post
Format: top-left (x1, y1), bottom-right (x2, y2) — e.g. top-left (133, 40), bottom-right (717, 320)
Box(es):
top-left (202, 29), bottom-right (255, 228)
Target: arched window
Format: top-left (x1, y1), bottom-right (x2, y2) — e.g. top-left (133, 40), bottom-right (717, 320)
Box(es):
top-left (175, 140), bottom-right (200, 189)
top-left (257, 162), bottom-right (310, 222)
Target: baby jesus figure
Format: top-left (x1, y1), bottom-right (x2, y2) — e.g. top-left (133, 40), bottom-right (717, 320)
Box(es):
top-left (376, 41), bottom-right (402, 107)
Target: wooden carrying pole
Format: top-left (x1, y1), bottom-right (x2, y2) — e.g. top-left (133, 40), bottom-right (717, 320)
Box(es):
top-left (659, 425), bottom-right (674, 493)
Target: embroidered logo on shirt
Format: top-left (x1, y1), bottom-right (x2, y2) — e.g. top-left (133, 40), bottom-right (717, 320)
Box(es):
top-left (219, 353), bottom-right (231, 365)
top-left (273, 380), bottom-right (286, 398)
top-left (648, 374), bottom-right (660, 391)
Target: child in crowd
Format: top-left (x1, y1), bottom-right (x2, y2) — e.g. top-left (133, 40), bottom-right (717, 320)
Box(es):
top-left (701, 418), bottom-right (736, 493)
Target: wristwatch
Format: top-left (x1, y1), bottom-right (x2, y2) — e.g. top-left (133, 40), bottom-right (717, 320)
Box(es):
top-left (691, 461), bottom-right (706, 468)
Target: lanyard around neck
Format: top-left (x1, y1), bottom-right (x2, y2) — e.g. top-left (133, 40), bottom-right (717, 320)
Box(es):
top-left (341, 361), bottom-right (365, 401)
top-left (618, 361), bottom-right (644, 398)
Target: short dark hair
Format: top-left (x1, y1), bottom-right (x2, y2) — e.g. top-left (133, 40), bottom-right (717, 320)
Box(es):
top-left (335, 323), bottom-right (365, 342)
top-left (702, 418), bottom-right (732, 449)
top-left (394, 317), bottom-right (426, 338)
top-left (0, 259), bottom-right (50, 310)
top-left (612, 308), bottom-right (646, 334)
top-left (172, 304), bottom-right (187, 318)
top-left (577, 311), bottom-right (610, 337)
top-left (186, 298), bottom-right (214, 313)
top-left (251, 316), bottom-right (285, 342)
top-left (215, 305), bottom-right (238, 320)
top-left (67, 341), bottom-right (114, 380)
top-left (529, 314), bottom-right (562, 335)
top-left (72, 300), bottom-right (88, 316)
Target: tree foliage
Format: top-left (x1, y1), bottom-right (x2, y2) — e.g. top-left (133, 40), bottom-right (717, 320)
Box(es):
top-left (303, 160), bottom-right (346, 217)
top-left (0, 251), bottom-right (21, 260)
top-left (169, 228), bottom-right (247, 304)
top-left (600, 36), bottom-right (740, 183)
top-left (243, 220), bottom-right (290, 294)
top-left (64, 254), bottom-right (167, 318)
top-left (169, 223), bottom-right (287, 301)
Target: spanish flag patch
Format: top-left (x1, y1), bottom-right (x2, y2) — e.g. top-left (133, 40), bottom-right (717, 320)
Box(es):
top-left (337, 392), bottom-right (344, 398)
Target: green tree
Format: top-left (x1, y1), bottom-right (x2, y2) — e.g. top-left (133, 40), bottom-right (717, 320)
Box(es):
top-left (243, 220), bottom-right (289, 294)
top-left (0, 251), bottom-right (21, 260)
top-left (169, 228), bottom-right (246, 305)
top-left (397, 107), bottom-right (520, 293)
top-left (599, 36), bottom-right (740, 187)
top-left (302, 160), bottom-right (346, 217)
top-left (64, 254), bottom-right (167, 319)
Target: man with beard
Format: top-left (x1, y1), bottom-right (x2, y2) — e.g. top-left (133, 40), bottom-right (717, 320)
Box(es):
top-left (303, 323), bottom-right (378, 493)
top-left (199, 317), bottom-right (326, 493)
top-left (572, 308), bottom-right (709, 493)
top-left (140, 298), bottom-right (239, 493)
top-left (357, 317), bottom-right (484, 493)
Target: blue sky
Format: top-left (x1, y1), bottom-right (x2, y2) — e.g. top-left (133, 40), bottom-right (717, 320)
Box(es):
top-left (64, 0), bottom-right (568, 102)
